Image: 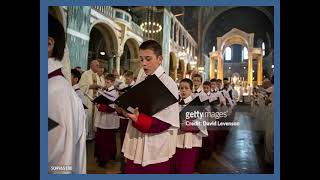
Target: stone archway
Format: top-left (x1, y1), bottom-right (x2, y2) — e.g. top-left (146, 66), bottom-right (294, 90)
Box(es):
top-left (121, 38), bottom-right (140, 76)
top-left (201, 6), bottom-right (273, 58)
top-left (210, 28), bottom-right (263, 86)
top-left (89, 21), bottom-right (119, 73)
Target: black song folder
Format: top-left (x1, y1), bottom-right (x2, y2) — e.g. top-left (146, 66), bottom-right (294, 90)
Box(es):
top-left (179, 96), bottom-right (207, 122)
top-left (118, 85), bottom-right (132, 93)
top-left (114, 74), bottom-right (178, 116)
top-left (92, 90), bottom-right (116, 105)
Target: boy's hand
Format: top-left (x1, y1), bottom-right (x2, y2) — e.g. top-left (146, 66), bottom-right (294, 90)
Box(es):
top-left (127, 107), bottom-right (139, 122)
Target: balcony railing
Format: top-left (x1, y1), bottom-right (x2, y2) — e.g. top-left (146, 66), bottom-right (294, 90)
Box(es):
top-left (131, 22), bottom-right (144, 37)
top-left (92, 6), bottom-right (143, 38)
top-left (92, 6), bottom-right (114, 19)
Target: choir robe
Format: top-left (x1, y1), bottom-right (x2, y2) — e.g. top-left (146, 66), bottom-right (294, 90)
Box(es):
top-left (264, 86), bottom-right (274, 163)
top-left (78, 69), bottom-right (104, 140)
top-left (72, 84), bottom-right (86, 106)
top-left (48, 58), bottom-right (86, 174)
top-left (118, 81), bottom-right (135, 173)
top-left (213, 89), bottom-right (233, 145)
top-left (94, 86), bottom-right (120, 163)
top-left (118, 80), bottom-right (135, 148)
top-left (61, 46), bottom-right (72, 84)
top-left (174, 96), bottom-right (208, 174)
top-left (197, 91), bottom-right (218, 160)
top-left (122, 66), bottom-right (180, 173)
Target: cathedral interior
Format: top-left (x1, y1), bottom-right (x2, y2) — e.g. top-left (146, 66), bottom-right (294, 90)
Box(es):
top-left (49, 6), bottom-right (274, 174)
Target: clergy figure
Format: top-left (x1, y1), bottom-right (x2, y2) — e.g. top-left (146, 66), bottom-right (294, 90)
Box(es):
top-left (78, 60), bottom-right (104, 140)
top-left (121, 40), bottom-right (180, 174)
top-left (48, 14), bottom-right (86, 174)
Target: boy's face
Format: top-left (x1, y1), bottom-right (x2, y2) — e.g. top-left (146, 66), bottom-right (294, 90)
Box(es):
top-left (211, 81), bottom-right (216, 90)
top-left (203, 85), bottom-right (211, 93)
top-left (71, 75), bottom-right (78, 86)
top-left (216, 81), bottom-right (222, 89)
top-left (105, 79), bottom-right (114, 89)
top-left (139, 49), bottom-right (162, 75)
top-left (125, 76), bottom-right (133, 85)
top-left (192, 77), bottom-right (202, 89)
top-left (179, 82), bottom-right (192, 99)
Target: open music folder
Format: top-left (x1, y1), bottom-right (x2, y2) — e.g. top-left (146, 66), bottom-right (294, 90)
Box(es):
top-left (91, 89), bottom-right (116, 105)
top-left (114, 74), bottom-right (178, 116)
top-left (179, 96), bottom-right (207, 132)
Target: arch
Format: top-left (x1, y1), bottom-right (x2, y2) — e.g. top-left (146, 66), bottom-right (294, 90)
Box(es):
top-left (120, 38), bottom-right (141, 75)
top-left (219, 28), bottom-right (253, 53)
top-left (90, 20), bottom-right (119, 53)
top-left (201, 6), bottom-right (273, 51)
top-left (123, 38), bottom-right (140, 60)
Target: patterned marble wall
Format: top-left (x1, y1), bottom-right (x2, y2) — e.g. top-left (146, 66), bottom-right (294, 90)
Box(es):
top-left (161, 9), bottom-right (171, 75)
top-left (66, 6), bottom-right (91, 70)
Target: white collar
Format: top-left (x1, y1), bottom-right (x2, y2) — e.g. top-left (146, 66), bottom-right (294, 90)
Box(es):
top-left (48, 57), bottom-right (63, 74)
top-left (142, 65), bottom-right (165, 79)
top-left (72, 84), bottom-right (80, 89)
top-left (194, 86), bottom-right (202, 93)
top-left (183, 95), bottom-right (193, 104)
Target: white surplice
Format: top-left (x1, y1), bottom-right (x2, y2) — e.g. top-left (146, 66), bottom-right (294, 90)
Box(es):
top-left (122, 66), bottom-right (180, 167)
top-left (48, 58), bottom-right (86, 174)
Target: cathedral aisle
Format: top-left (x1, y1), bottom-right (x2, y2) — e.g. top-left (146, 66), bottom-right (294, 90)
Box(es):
top-left (197, 104), bottom-right (274, 174)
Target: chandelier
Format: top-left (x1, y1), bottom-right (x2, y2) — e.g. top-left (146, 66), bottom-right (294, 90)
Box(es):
top-left (140, 22), bottom-right (162, 33)
top-left (139, 6), bottom-right (162, 37)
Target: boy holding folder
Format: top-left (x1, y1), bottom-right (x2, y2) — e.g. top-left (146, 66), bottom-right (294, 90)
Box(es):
top-left (94, 74), bottom-right (119, 168)
top-left (119, 40), bottom-right (180, 174)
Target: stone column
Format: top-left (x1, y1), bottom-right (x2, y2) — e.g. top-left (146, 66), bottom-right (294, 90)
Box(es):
top-left (217, 56), bottom-right (223, 80)
top-left (115, 56), bottom-right (121, 75)
top-left (247, 52), bottom-right (253, 86)
top-left (257, 54), bottom-right (263, 85)
top-left (210, 57), bottom-right (215, 79)
top-left (108, 58), bottom-right (114, 73)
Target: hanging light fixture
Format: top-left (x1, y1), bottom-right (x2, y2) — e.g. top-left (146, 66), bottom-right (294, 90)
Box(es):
top-left (139, 6), bottom-right (162, 38)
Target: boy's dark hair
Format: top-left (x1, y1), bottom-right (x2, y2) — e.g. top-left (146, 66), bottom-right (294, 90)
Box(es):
top-left (48, 14), bottom-right (65, 61)
top-left (192, 74), bottom-right (202, 82)
top-left (139, 40), bottom-right (162, 57)
top-left (71, 69), bottom-right (81, 83)
top-left (216, 79), bottom-right (222, 83)
top-left (124, 70), bottom-right (134, 78)
top-left (223, 78), bottom-right (229, 81)
top-left (210, 78), bottom-right (216, 82)
top-left (105, 73), bottom-right (116, 82)
top-left (180, 78), bottom-right (193, 90)
top-left (203, 81), bottom-right (211, 87)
